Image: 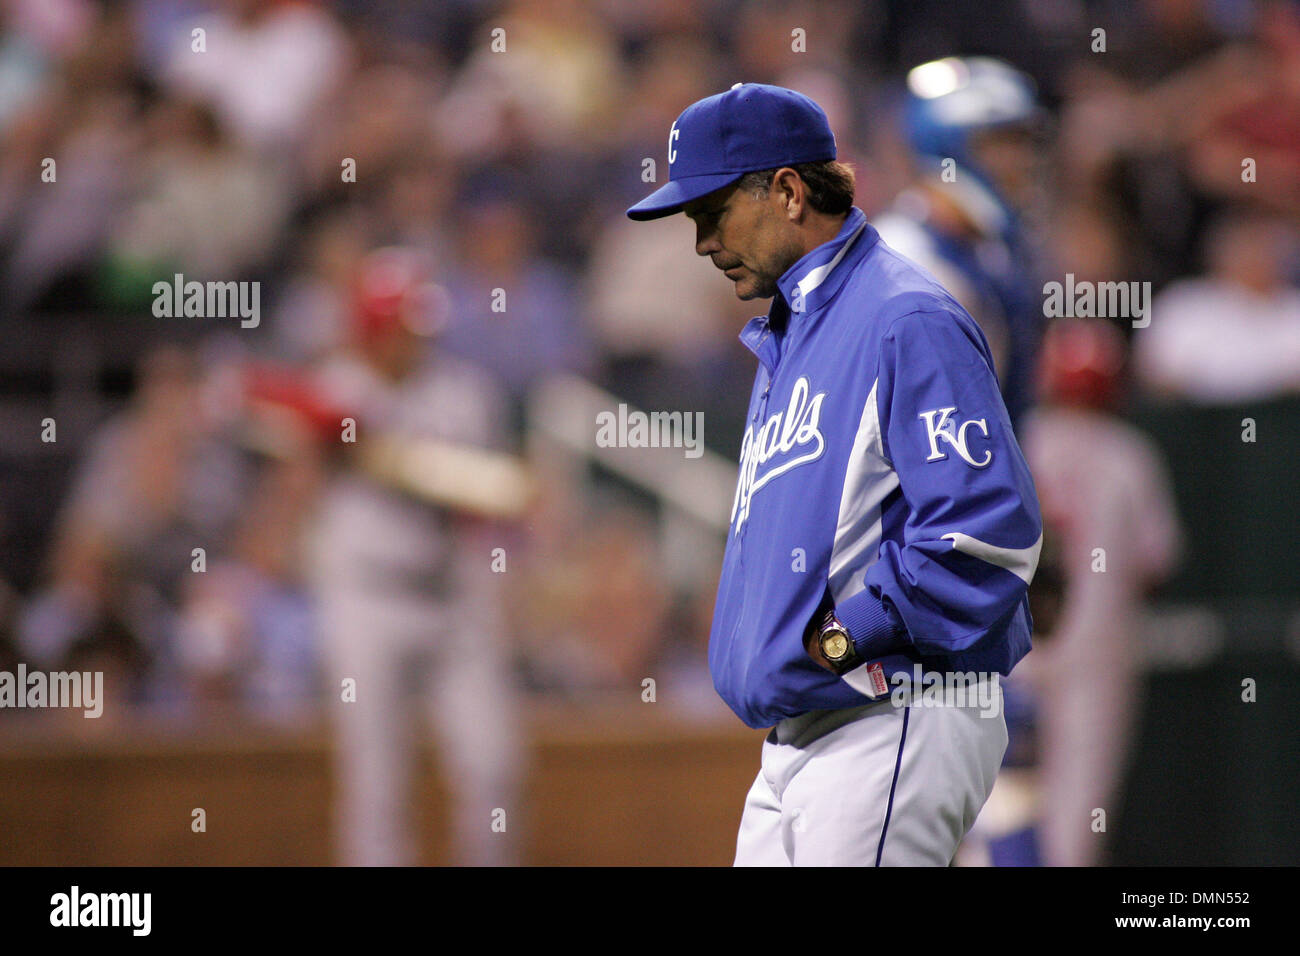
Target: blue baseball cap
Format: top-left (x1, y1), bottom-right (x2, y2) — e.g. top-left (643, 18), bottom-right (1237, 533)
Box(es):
top-left (626, 83), bottom-right (837, 221)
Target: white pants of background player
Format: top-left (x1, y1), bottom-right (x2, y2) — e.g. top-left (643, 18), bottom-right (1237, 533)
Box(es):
top-left (734, 680), bottom-right (1006, 866)
top-left (311, 500), bottom-right (523, 866)
top-left (318, 585), bottom-right (522, 867)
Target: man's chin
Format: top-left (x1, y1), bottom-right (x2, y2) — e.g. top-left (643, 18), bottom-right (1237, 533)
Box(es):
top-left (731, 275), bottom-right (775, 301)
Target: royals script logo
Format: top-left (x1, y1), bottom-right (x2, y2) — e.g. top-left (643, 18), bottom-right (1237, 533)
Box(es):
top-left (731, 376), bottom-right (827, 531)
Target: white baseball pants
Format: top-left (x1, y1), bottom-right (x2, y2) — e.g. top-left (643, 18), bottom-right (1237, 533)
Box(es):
top-left (733, 680), bottom-right (1007, 866)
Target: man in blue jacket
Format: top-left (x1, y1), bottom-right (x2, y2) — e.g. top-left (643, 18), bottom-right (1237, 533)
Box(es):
top-left (627, 83), bottom-right (1043, 866)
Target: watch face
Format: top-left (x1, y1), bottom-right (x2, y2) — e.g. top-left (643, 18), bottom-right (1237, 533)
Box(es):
top-left (822, 630), bottom-right (850, 661)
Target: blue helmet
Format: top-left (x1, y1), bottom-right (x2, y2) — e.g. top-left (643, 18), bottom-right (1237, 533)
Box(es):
top-left (902, 56), bottom-right (1043, 172)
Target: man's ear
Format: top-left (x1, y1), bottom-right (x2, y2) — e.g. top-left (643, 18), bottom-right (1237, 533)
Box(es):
top-left (771, 167), bottom-right (804, 221)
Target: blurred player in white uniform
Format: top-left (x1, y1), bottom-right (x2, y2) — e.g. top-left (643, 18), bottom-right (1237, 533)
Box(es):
top-left (963, 318), bottom-right (1183, 866)
top-left (306, 248), bottom-right (523, 866)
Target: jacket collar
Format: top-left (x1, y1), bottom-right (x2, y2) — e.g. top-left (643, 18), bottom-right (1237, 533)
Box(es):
top-left (739, 206), bottom-right (875, 367)
top-left (776, 205), bottom-right (874, 318)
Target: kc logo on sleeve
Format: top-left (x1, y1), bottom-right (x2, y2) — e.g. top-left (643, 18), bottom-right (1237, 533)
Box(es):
top-left (918, 406), bottom-right (993, 468)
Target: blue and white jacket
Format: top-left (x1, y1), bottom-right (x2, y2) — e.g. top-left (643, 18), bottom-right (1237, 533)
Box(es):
top-left (708, 206), bottom-right (1043, 729)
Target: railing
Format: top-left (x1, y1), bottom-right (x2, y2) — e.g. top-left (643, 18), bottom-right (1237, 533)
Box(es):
top-left (526, 373), bottom-right (737, 592)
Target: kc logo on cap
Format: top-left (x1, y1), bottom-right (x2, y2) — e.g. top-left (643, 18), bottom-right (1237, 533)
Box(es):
top-left (627, 83), bottom-right (837, 221)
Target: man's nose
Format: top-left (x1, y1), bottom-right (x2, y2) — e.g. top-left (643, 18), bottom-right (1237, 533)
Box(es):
top-left (694, 222), bottom-right (721, 257)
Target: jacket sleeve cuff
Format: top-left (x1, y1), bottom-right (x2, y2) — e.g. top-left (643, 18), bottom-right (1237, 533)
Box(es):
top-left (836, 591), bottom-right (909, 660)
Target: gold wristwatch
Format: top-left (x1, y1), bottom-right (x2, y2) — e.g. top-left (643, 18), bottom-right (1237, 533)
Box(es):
top-left (815, 608), bottom-right (862, 675)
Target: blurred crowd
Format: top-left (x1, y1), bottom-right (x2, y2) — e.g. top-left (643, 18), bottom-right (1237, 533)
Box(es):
top-left (0, 0), bottom-right (1297, 862)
